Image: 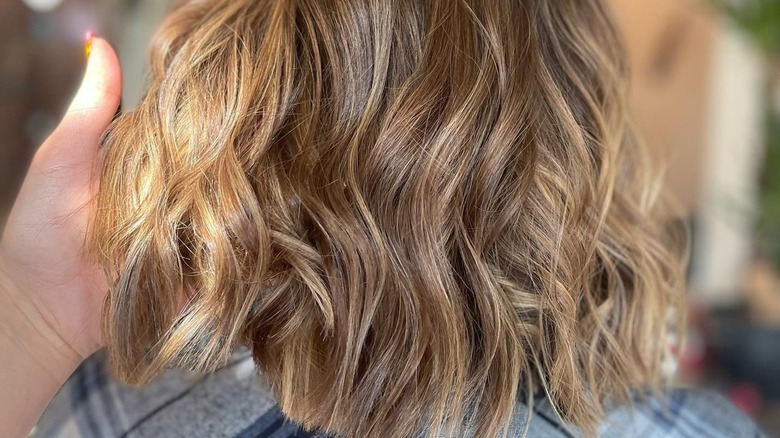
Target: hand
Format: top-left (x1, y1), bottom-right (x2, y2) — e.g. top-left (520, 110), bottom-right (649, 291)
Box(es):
top-left (0, 37), bottom-right (122, 365)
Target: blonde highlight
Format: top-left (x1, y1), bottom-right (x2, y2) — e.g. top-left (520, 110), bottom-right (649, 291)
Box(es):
top-left (90, 0), bottom-right (687, 436)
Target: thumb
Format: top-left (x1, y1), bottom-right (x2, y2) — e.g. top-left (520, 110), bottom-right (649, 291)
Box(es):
top-left (42, 35), bottom-right (122, 166)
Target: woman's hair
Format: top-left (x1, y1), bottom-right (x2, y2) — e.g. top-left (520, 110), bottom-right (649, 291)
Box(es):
top-left (90, 0), bottom-right (686, 436)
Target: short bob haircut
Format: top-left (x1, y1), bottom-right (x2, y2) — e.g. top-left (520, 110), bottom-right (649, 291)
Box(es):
top-left (90, 0), bottom-right (686, 436)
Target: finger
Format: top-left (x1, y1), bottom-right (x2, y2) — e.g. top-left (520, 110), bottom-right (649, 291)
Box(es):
top-left (41, 35), bottom-right (123, 167)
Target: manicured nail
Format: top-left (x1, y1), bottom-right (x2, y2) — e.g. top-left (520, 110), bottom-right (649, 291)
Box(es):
top-left (85, 31), bottom-right (94, 60)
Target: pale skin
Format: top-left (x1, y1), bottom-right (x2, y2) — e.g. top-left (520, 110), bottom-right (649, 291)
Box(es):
top-left (0, 38), bottom-right (121, 437)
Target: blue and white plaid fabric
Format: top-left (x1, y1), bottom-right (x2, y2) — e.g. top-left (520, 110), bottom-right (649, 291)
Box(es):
top-left (34, 350), bottom-right (769, 438)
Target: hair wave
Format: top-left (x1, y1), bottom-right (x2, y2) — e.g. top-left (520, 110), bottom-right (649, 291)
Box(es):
top-left (90, 0), bottom-right (686, 436)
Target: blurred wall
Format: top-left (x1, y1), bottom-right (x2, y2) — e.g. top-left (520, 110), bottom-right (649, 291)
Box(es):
top-left (610, 0), bottom-right (716, 213)
top-left (611, 0), bottom-right (766, 304)
top-left (118, 0), bottom-right (171, 108)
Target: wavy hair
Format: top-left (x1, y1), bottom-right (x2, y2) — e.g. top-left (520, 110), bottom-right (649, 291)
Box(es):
top-left (90, 0), bottom-right (686, 436)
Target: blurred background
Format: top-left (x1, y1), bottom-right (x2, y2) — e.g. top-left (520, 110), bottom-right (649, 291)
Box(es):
top-left (1, 0), bottom-right (779, 435)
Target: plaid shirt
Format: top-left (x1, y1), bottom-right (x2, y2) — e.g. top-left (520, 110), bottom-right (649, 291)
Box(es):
top-left (34, 350), bottom-right (768, 438)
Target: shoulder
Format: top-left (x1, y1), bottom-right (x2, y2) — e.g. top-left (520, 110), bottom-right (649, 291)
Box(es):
top-left (37, 357), bottom-right (767, 438)
top-left (502, 388), bottom-right (765, 438)
top-left (596, 388), bottom-right (768, 438)
top-left (34, 349), bottom-right (317, 438)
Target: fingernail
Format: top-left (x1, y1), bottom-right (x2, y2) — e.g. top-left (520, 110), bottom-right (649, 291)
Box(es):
top-left (84, 31), bottom-right (94, 60)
